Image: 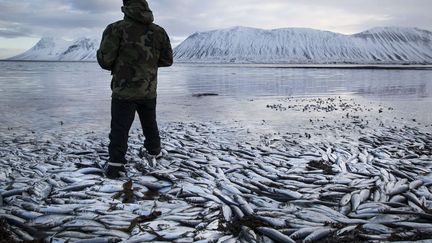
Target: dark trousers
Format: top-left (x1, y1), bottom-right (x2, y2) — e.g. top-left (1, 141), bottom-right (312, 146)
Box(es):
top-left (109, 98), bottom-right (161, 164)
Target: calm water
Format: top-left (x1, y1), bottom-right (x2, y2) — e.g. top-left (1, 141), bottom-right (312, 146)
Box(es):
top-left (0, 61), bottom-right (431, 134)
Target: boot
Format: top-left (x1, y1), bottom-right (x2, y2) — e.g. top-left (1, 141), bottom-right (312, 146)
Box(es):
top-left (104, 162), bottom-right (126, 179)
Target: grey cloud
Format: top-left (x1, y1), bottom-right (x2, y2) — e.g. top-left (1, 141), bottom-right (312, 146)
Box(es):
top-left (0, 21), bottom-right (33, 38)
top-left (0, 29), bottom-right (29, 38)
top-left (0, 0), bottom-right (431, 46)
top-left (149, 0), bottom-right (432, 35)
top-left (0, 29), bottom-right (31, 38)
top-left (0, 0), bottom-right (122, 39)
top-left (63, 0), bottom-right (120, 13)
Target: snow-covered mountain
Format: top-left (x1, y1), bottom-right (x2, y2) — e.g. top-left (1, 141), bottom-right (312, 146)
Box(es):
top-left (174, 26), bottom-right (432, 64)
top-left (9, 37), bottom-right (99, 61)
top-left (8, 26), bottom-right (432, 63)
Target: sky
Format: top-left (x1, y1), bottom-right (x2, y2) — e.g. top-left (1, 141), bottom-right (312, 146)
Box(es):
top-left (0, 0), bottom-right (431, 59)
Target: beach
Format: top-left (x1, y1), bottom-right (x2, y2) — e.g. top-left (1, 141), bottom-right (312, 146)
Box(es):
top-left (0, 62), bottom-right (432, 242)
top-left (1, 95), bottom-right (432, 242)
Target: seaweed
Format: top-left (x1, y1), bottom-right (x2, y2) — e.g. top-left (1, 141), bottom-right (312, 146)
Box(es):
top-left (112, 180), bottom-right (135, 203)
top-left (388, 231), bottom-right (432, 241)
top-left (307, 160), bottom-right (335, 175)
top-left (220, 214), bottom-right (271, 236)
top-left (127, 210), bottom-right (162, 232)
top-left (192, 93), bottom-right (219, 98)
top-left (0, 218), bottom-right (15, 243)
top-left (317, 230), bottom-right (364, 243)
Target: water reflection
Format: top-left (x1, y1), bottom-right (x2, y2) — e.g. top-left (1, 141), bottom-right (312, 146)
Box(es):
top-left (356, 84), bottom-right (428, 99)
top-left (0, 61), bottom-right (431, 132)
top-left (172, 64), bottom-right (432, 99)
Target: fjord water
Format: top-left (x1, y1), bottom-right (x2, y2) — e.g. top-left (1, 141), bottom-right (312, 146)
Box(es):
top-left (0, 61), bottom-right (431, 133)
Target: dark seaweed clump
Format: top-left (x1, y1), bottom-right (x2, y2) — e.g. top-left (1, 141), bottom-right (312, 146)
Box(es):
top-left (317, 230), bottom-right (364, 243)
top-left (307, 159), bottom-right (335, 175)
top-left (0, 218), bottom-right (16, 243)
top-left (389, 231), bottom-right (432, 241)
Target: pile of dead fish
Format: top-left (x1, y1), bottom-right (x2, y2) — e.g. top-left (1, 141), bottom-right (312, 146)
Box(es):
top-left (266, 97), bottom-right (391, 114)
top-left (0, 122), bottom-right (431, 242)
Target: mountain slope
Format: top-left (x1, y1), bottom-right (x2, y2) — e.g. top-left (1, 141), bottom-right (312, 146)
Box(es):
top-left (10, 37), bottom-right (72, 61)
top-left (9, 37), bottom-right (99, 61)
top-left (59, 38), bottom-right (98, 61)
top-left (174, 26), bottom-right (432, 64)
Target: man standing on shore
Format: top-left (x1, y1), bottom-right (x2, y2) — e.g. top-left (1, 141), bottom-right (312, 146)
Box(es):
top-left (97, 0), bottom-right (173, 179)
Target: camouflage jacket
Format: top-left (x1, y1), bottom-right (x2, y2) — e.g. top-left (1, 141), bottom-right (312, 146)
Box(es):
top-left (97, 0), bottom-right (173, 100)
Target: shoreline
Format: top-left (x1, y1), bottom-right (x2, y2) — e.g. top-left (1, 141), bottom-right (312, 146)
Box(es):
top-left (175, 63), bottom-right (432, 70)
top-left (1, 60), bottom-right (432, 70)
top-left (1, 95), bottom-right (431, 139)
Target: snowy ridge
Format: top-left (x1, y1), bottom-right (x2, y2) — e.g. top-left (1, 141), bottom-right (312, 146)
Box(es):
top-left (174, 26), bottom-right (432, 64)
top-left (7, 26), bottom-right (432, 63)
top-left (9, 37), bottom-right (100, 61)
top-left (59, 38), bottom-right (98, 61)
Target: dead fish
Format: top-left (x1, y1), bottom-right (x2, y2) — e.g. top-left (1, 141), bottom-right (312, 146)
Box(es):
top-left (234, 195), bottom-right (254, 216)
top-left (222, 204), bottom-right (233, 222)
top-left (336, 225), bottom-right (357, 236)
top-left (362, 223), bottom-right (393, 234)
top-left (63, 219), bottom-right (106, 229)
top-left (55, 231), bottom-right (94, 239)
top-left (11, 208), bottom-right (43, 220)
top-left (388, 185), bottom-right (409, 196)
top-left (30, 180), bottom-right (52, 200)
top-left (1, 188), bottom-right (30, 198)
top-left (30, 214), bottom-right (74, 229)
top-left (73, 237), bottom-right (121, 243)
top-left (351, 193), bottom-right (361, 211)
top-left (290, 227), bottom-right (325, 240)
top-left (61, 180), bottom-right (100, 192)
top-left (213, 189), bottom-right (238, 206)
top-left (257, 227), bottom-right (295, 243)
top-left (340, 192), bottom-right (353, 206)
top-left (302, 228), bottom-right (335, 243)
top-left (76, 167), bottom-right (104, 175)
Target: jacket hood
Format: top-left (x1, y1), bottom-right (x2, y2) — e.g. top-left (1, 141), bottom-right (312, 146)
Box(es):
top-left (122, 0), bottom-right (154, 24)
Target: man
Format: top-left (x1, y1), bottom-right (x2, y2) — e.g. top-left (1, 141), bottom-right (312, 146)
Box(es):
top-left (97, 0), bottom-right (173, 179)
